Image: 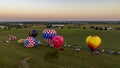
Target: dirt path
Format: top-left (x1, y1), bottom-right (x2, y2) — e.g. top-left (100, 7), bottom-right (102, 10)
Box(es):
top-left (20, 55), bottom-right (36, 68)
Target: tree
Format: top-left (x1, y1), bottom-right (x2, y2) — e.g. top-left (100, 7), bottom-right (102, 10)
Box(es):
top-left (68, 26), bottom-right (71, 29)
top-left (95, 27), bottom-right (99, 30)
top-left (4, 27), bottom-right (7, 30)
top-left (90, 26), bottom-right (94, 29)
top-left (46, 24), bottom-right (52, 28)
top-left (44, 49), bottom-right (59, 61)
top-left (8, 27), bottom-right (11, 30)
top-left (83, 27), bottom-right (86, 29)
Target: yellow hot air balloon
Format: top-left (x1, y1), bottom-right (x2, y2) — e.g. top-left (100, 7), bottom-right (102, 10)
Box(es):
top-left (18, 39), bottom-right (26, 44)
top-left (86, 35), bottom-right (101, 52)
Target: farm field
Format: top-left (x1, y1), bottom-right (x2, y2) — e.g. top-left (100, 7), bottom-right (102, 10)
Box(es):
top-left (0, 25), bottom-right (120, 68)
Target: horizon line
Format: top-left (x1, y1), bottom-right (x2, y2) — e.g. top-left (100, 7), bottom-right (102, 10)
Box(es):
top-left (0, 20), bottom-right (120, 22)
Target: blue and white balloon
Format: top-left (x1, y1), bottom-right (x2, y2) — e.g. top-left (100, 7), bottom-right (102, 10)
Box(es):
top-left (24, 37), bottom-right (38, 48)
top-left (42, 28), bottom-right (57, 44)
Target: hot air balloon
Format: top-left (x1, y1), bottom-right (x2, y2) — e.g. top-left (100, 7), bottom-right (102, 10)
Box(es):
top-left (42, 28), bottom-right (57, 44)
top-left (51, 35), bottom-right (64, 48)
top-left (86, 35), bottom-right (101, 52)
top-left (7, 35), bottom-right (17, 41)
top-left (28, 30), bottom-right (38, 37)
top-left (18, 39), bottom-right (26, 44)
top-left (24, 37), bottom-right (38, 48)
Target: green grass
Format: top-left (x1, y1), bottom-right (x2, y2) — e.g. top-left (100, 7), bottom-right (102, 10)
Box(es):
top-left (0, 27), bottom-right (120, 68)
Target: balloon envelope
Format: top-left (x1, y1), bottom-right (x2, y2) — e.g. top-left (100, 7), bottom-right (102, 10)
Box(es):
top-left (7, 35), bottom-right (17, 41)
top-left (42, 28), bottom-right (57, 44)
top-left (18, 39), bottom-right (26, 44)
top-left (86, 35), bottom-right (101, 52)
top-left (24, 37), bottom-right (38, 48)
top-left (52, 35), bottom-right (64, 48)
top-left (29, 30), bottom-right (38, 37)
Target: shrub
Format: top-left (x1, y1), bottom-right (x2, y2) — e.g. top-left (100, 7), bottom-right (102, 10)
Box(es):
top-left (44, 49), bottom-right (59, 61)
top-left (83, 27), bottom-right (86, 29)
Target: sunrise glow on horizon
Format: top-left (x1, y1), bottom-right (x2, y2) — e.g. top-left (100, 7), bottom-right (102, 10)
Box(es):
top-left (0, 0), bottom-right (120, 21)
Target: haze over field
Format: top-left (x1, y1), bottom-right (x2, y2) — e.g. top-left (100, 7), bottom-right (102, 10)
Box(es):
top-left (0, 0), bottom-right (120, 21)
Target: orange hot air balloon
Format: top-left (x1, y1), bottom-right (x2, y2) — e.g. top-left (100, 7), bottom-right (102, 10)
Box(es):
top-left (86, 35), bottom-right (101, 52)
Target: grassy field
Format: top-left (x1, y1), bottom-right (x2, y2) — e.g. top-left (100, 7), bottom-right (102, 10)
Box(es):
top-left (0, 26), bottom-right (120, 68)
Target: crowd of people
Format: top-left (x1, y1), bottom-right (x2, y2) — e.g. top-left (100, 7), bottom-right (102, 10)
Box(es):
top-left (63, 44), bottom-right (120, 55)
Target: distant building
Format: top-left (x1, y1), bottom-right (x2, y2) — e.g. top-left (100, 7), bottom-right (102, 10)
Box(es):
top-left (52, 24), bottom-right (64, 29)
top-left (19, 23), bottom-right (24, 26)
top-left (0, 25), bottom-right (8, 29)
top-left (104, 27), bottom-right (112, 30)
top-left (95, 26), bottom-right (112, 30)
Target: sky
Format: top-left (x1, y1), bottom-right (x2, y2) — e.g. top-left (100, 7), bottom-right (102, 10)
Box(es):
top-left (0, 0), bottom-right (120, 21)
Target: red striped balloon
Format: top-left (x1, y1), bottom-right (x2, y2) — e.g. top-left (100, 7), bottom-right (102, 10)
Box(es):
top-left (7, 35), bottom-right (17, 41)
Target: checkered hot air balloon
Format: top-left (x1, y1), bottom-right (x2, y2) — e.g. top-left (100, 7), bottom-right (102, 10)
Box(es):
top-left (24, 37), bottom-right (38, 48)
top-left (7, 35), bottom-right (17, 41)
top-left (42, 28), bottom-right (57, 44)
